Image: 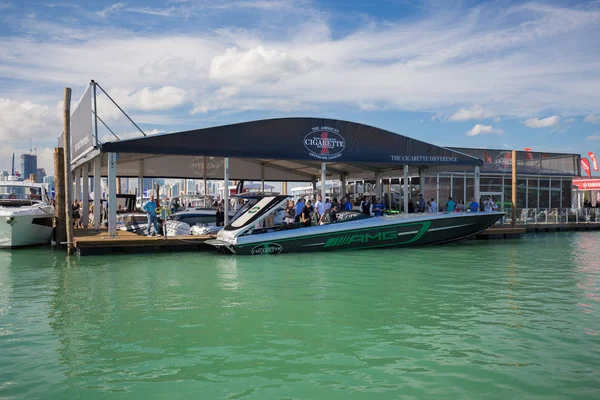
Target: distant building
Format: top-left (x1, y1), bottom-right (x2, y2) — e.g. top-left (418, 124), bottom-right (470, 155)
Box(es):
top-left (43, 175), bottom-right (55, 190)
top-left (21, 154), bottom-right (37, 181)
top-left (0, 171), bottom-right (8, 181)
top-left (35, 168), bottom-right (46, 183)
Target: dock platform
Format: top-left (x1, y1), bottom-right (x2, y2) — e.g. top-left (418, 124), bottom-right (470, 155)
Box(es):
top-left (74, 229), bottom-right (215, 256)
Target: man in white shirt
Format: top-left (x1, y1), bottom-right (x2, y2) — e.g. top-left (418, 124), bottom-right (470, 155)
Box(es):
top-left (430, 198), bottom-right (438, 212)
top-left (315, 195), bottom-right (324, 217)
top-left (484, 196), bottom-right (497, 212)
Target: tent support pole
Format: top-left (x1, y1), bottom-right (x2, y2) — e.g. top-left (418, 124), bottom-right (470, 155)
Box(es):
top-left (93, 156), bottom-right (101, 229)
top-left (375, 172), bottom-right (382, 203)
top-left (404, 165), bottom-right (409, 215)
top-left (474, 165), bottom-right (481, 207)
top-left (75, 167), bottom-right (82, 203)
top-left (224, 158), bottom-right (230, 226)
top-left (108, 152), bottom-right (117, 237)
top-left (261, 163), bottom-right (265, 192)
top-left (321, 163), bottom-right (326, 205)
top-left (340, 173), bottom-right (346, 199)
top-left (203, 157), bottom-right (208, 196)
top-left (138, 159), bottom-right (144, 203)
top-left (436, 173), bottom-right (440, 212)
top-left (82, 163), bottom-right (89, 228)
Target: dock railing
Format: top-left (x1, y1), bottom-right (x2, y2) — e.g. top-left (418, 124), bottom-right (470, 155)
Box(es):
top-left (496, 208), bottom-right (600, 225)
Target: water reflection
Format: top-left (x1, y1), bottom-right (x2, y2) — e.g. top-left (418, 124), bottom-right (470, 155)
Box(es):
top-left (0, 251), bottom-right (13, 332)
top-left (572, 233), bottom-right (600, 312)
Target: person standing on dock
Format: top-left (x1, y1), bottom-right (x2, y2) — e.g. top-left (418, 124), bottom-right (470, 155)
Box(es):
top-left (142, 195), bottom-right (159, 236)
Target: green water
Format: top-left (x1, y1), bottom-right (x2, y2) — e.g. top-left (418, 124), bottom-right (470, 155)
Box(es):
top-left (1, 233), bottom-right (600, 399)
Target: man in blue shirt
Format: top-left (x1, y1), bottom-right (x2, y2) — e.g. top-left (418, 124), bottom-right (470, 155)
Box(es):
top-left (343, 197), bottom-right (353, 211)
top-left (373, 198), bottom-right (386, 216)
top-left (446, 197), bottom-right (456, 212)
top-left (469, 198), bottom-right (479, 212)
top-left (418, 194), bottom-right (425, 213)
top-left (142, 195), bottom-right (159, 236)
top-left (295, 198), bottom-right (305, 222)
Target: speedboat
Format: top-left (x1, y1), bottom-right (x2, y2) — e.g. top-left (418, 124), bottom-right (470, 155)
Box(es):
top-left (0, 177), bottom-right (54, 247)
top-left (168, 195), bottom-right (234, 226)
top-left (206, 195), bottom-right (504, 255)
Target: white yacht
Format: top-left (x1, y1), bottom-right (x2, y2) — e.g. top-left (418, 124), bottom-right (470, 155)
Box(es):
top-left (168, 195), bottom-right (233, 226)
top-left (0, 177), bottom-right (54, 248)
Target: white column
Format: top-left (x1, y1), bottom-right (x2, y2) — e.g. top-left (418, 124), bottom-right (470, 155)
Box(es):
top-left (93, 156), bottom-right (101, 229)
top-left (108, 152), bottom-right (117, 237)
top-left (224, 157), bottom-right (230, 226)
top-left (404, 165), bottom-right (409, 215)
top-left (138, 159), bottom-right (144, 201)
top-left (203, 156), bottom-right (208, 196)
top-left (474, 165), bottom-right (481, 205)
top-left (321, 163), bottom-right (326, 204)
top-left (261, 163), bottom-right (265, 192)
top-left (82, 163), bottom-right (89, 228)
top-left (375, 172), bottom-right (382, 201)
top-left (75, 167), bottom-right (82, 202)
top-left (436, 173), bottom-right (440, 212)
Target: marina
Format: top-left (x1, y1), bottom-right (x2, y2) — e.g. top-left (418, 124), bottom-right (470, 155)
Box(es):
top-left (2, 1), bottom-right (600, 397)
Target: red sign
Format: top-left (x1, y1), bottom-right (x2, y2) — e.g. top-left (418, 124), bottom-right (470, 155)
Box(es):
top-left (573, 179), bottom-right (600, 189)
top-left (588, 152), bottom-right (599, 171)
top-left (581, 158), bottom-right (592, 178)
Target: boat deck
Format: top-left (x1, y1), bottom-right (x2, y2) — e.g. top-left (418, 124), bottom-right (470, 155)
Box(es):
top-left (73, 229), bottom-right (216, 256)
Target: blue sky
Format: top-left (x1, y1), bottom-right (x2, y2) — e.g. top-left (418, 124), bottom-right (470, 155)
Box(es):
top-left (1, 0), bottom-right (600, 175)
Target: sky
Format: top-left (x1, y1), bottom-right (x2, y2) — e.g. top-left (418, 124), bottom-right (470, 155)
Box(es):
top-left (1, 0), bottom-right (600, 177)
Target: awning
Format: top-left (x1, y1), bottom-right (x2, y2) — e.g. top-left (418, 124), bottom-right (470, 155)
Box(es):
top-left (97, 118), bottom-right (482, 180)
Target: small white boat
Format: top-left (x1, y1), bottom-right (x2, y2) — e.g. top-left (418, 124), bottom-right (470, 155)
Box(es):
top-left (165, 220), bottom-right (191, 236)
top-left (0, 177), bottom-right (54, 248)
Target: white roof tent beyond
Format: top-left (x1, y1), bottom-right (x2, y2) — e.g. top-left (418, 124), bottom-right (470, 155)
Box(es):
top-left (90, 117), bottom-right (481, 181)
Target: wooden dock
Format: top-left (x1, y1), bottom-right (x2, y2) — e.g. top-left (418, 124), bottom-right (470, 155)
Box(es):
top-left (74, 229), bottom-right (216, 256)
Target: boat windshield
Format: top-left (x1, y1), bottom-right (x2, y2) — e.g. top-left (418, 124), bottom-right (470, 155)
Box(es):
top-left (0, 185), bottom-right (43, 201)
top-left (171, 196), bottom-right (213, 212)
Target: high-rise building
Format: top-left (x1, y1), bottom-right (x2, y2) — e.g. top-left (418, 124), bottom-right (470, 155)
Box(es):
top-left (21, 154), bottom-right (37, 181)
top-left (35, 168), bottom-right (46, 183)
top-left (43, 176), bottom-right (55, 197)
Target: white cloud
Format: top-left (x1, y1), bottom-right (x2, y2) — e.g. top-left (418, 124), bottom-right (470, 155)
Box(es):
top-left (138, 55), bottom-right (199, 80)
top-left (105, 86), bottom-right (188, 112)
top-left (523, 116), bottom-right (559, 128)
top-left (97, 3), bottom-right (125, 18)
top-left (209, 46), bottom-right (323, 85)
top-left (565, 118), bottom-right (575, 123)
top-left (587, 135), bottom-right (600, 141)
top-left (466, 124), bottom-right (504, 136)
top-left (448, 105), bottom-right (495, 121)
top-left (0, 98), bottom-right (59, 142)
top-left (584, 114), bottom-right (600, 124)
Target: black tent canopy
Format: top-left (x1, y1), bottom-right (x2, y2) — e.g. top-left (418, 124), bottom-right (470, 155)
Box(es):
top-left (99, 117), bottom-right (481, 180)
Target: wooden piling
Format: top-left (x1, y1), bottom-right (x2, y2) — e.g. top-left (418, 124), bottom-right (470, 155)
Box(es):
top-left (116, 177), bottom-right (121, 194)
top-left (54, 147), bottom-right (66, 247)
top-left (63, 87), bottom-right (74, 254)
top-left (511, 150), bottom-right (517, 228)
